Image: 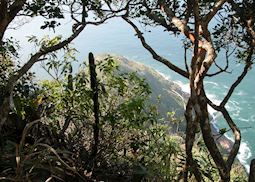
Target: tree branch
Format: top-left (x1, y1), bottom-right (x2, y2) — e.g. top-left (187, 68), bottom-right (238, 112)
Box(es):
top-left (206, 50), bottom-right (232, 77)
top-left (89, 52), bottom-right (100, 160)
top-left (122, 16), bottom-right (189, 78)
top-left (203, 0), bottom-right (227, 25)
top-left (249, 159), bottom-right (255, 182)
top-left (194, 40), bottom-right (217, 91)
top-left (220, 48), bottom-right (253, 107)
top-left (0, 0), bottom-right (8, 19)
top-left (8, 0), bottom-right (27, 21)
top-left (6, 24), bottom-right (86, 92)
top-left (0, 23), bottom-right (86, 132)
top-left (206, 95), bottom-right (241, 172)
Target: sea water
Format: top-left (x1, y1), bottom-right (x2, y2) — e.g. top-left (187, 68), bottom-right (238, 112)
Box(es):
top-left (7, 17), bottom-right (254, 171)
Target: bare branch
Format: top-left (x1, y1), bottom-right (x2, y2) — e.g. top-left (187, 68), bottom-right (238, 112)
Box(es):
top-left (6, 24), bottom-right (86, 92)
top-left (89, 53), bottom-right (100, 160)
top-left (206, 50), bottom-right (232, 77)
top-left (194, 40), bottom-right (217, 91)
top-left (184, 99), bottom-right (203, 181)
top-left (206, 95), bottom-right (241, 172)
top-left (203, 0), bottom-right (228, 25)
top-left (183, 1), bottom-right (203, 180)
top-left (220, 48), bottom-right (253, 107)
top-left (184, 45), bottom-right (189, 72)
top-left (8, 0), bottom-right (26, 21)
top-left (0, 23), bottom-right (86, 132)
top-left (222, 106), bottom-right (241, 170)
top-left (122, 16), bottom-right (189, 78)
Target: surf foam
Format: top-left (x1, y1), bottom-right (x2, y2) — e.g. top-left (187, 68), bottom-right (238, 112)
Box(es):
top-left (151, 70), bottom-right (252, 173)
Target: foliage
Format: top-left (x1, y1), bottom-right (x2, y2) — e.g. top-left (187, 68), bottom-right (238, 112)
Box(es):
top-left (121, 0), bottom-right (254, 181)
top-left (0, 0), bottom-right (253, 181)
top-left (0, 50), bottom-right (248, 181)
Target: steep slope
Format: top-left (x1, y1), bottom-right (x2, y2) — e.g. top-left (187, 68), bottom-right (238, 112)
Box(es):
top-left (96, 54), bottom-right (187, 132)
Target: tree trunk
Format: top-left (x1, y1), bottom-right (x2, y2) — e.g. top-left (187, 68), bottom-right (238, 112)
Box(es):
top-left (0, 94), bottom-right (11, 132)
top-left (89, 52), bottom-right (100, 159)
top-left (249, 159), bottom-right (255, 182)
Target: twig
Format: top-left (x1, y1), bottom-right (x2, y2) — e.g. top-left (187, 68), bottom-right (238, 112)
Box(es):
top-left (37, 143), bottom-right (86, 181)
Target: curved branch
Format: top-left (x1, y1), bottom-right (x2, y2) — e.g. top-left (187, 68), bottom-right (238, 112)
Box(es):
top-left (8, 0), bottom-right (27, 21)
top-left (184, 99), bottom-right (203, 181)
top-left (203, 0), bottom-right (228, 25)
top-left (6, 24), bottom-right (86, 92)
top-left (206, 50), bottom-right (232, 77)
top-left (198, 104), bottom-right (228, 180)
top-left (221, 107), bottom-right (241, 170)
top-left (194, 40), bottom-right (217, 92)
top-left (220, 48), bottom-right (253, 107)
top-left (122, 16), bottom-right (189, 78)
top-left (0, 23), bottom-right (86, 132)
top-left (206, 95), bottom-right (241, 172)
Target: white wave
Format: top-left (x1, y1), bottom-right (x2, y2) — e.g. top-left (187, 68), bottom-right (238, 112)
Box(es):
top-left (223, 132), bottom-right (252, 173)
top-left (235, 90), bottom-right (247, 96)
top-left (237, 142), bottom-right (252, 173)
top-left (226, 100), bottom-right (241, 115)
top-left (238, 117), bottom-right (249, 122)
top-left (205, 81), bottom-right (219, 86)
top-left (250, 115), bottom-right (255, 122)
top-left (173, 80), bottom-right (190, 94)
top-left (223, 85), bottom-right (229, 89)
top-left (156, 72), bottom-right (253, 173)
top-left (154, 70), bottom-right (172, 81)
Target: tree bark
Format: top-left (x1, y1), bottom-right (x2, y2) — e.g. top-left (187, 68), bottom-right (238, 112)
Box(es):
top-left (0, 0), bottom-right (8, 43)
top-left (0, 0), bottom-right (26, 43)
top-left (89, 52), bottom-right (100, 159)
top-left (249, 159), bottom-right (255, 182)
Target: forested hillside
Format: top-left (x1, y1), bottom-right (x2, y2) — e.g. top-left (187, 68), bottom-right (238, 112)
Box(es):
top-left (0, 0), bottom-right (254, 181)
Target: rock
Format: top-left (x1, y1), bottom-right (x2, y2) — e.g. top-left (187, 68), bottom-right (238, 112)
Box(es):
top-left (96, 54), bottom-right (187, 132)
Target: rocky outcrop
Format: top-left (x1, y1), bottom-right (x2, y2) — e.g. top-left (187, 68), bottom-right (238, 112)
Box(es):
top-left (96, 54), bottom-right (242, 154)
top-left (96, 54), bottom-right (187, 132)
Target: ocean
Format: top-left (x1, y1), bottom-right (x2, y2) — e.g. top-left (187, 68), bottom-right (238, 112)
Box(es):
top-left (7, 17), bottom-right (255, 171)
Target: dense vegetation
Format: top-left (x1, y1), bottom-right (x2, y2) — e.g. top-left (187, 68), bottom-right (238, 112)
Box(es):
top-left (0, 0), bottom-right (254, 181)
top-left (0, 54), bottom-right (248, 181)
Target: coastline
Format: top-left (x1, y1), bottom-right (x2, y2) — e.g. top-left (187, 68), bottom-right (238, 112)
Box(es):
top-left (164, 71), bottom-right (250, 173)
top-left (96, 54), bottom-right (248, 172)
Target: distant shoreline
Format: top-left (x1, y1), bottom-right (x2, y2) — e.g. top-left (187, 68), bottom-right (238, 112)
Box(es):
top-left (96, 54), bottom-right (248, 172)
top-left (155, 66), bottom-right (249, 172)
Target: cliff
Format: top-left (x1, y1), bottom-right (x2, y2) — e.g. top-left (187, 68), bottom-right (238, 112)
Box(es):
top-left (96, 54), bottom-right (188, 132)
top-left (95, 54), bottom-right (245, 167)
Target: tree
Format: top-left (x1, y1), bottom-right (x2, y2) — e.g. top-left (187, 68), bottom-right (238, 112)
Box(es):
top-left (119, 0), bottom-right (255, 181)
top-left (0, 0), bottom-right (253, 181)
top-left (0, 0), bottom-right (127, 132)
top-left (38, 55), bottom-right (180, 181)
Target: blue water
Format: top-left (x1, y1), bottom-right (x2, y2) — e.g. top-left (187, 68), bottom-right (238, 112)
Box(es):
top-left (7, 17), bottom-right (255, 171)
